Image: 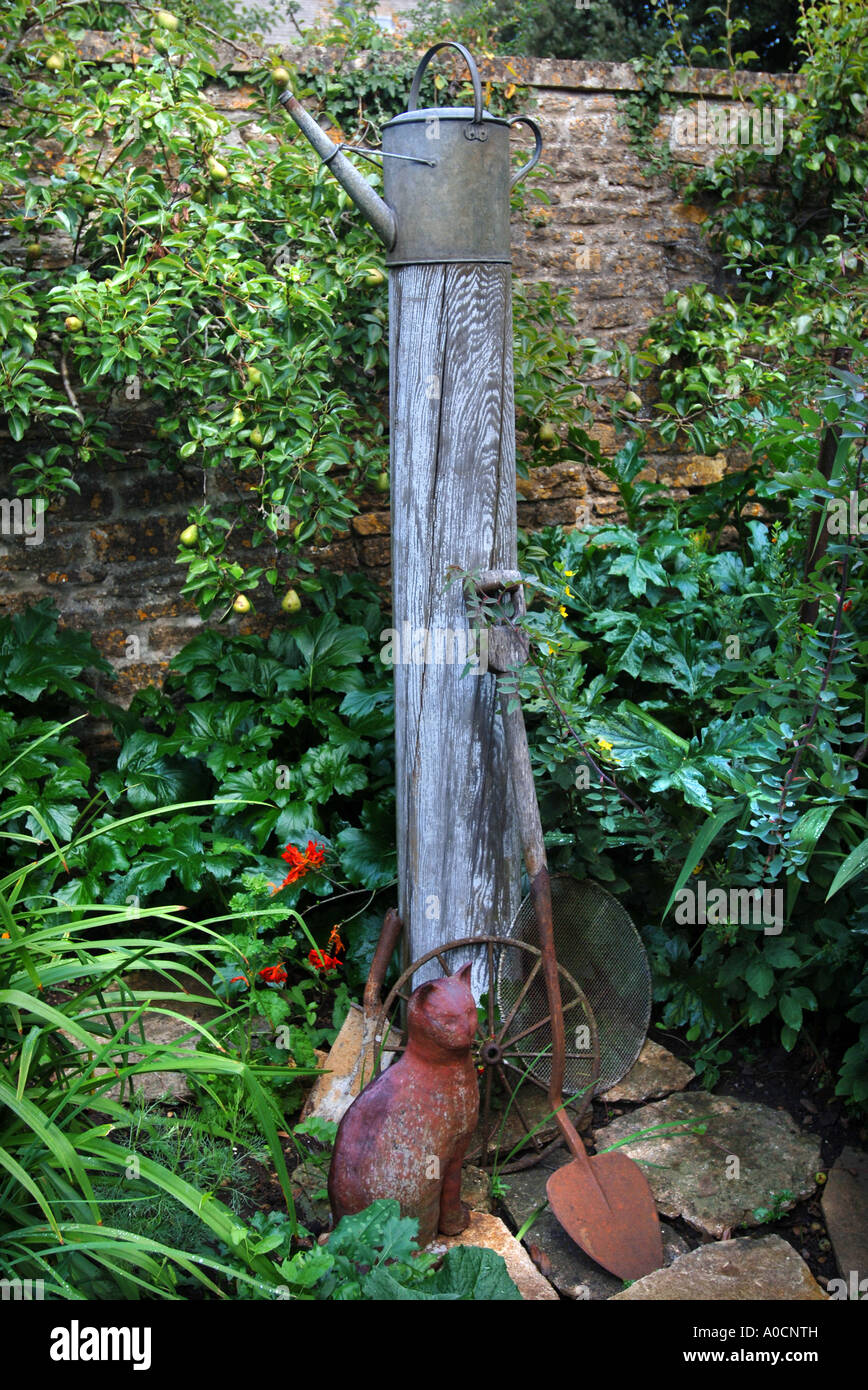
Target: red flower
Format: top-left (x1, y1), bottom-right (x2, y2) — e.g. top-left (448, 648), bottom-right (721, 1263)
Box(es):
top-left (843, 599), bottom-right (853, 613)
top-left (308, 948), bottom-right (340, 973)
top-left (305, 839), bottom-right (326, 869)
top-left (279, 839), bottom-right (327, 887)
top-left (258, 964), bottom-right (288, 985)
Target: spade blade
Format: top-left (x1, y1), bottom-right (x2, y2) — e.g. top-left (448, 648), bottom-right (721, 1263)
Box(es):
top-left (546, 1149), bottom-right (664, 1284)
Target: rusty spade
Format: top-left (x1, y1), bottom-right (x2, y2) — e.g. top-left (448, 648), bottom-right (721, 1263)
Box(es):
top-left (482, 571), bottom-right (664, 1284)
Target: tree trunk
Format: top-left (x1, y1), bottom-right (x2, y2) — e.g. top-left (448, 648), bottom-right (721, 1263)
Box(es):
top-left (389, 261), bottom-right (521, 975)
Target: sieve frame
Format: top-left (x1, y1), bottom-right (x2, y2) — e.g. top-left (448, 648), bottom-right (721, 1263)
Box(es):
top-left (508, 875), bottom-right (652, 1098)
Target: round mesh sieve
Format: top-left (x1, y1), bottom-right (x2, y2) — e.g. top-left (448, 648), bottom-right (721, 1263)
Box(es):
top-left (491, 936), bottom-right (599, 1117)
top-left (507, 876), bottom-right (651, 1097)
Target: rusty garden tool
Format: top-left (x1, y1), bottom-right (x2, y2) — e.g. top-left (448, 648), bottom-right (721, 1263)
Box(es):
top-left (359, 907), bottom-right (404, 1088)
top-left (486, 575), bottom-right (664, 1283)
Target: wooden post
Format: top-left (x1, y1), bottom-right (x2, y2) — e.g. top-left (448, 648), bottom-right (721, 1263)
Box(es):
top-left (279, 49), bottom-right (542, 977)
top-left (389, 262), bottom-right (521, 971)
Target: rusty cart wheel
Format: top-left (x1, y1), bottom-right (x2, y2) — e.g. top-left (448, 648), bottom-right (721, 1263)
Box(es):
top-left (371, 935), bottom-right (599, 1173)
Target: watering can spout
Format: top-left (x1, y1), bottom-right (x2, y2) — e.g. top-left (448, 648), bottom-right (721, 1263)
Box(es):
top-left (279, 91), bottom-right (397, 251)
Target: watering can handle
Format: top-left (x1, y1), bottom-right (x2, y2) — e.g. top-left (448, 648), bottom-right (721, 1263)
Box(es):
top-left (509, 115), bottom-right (543, 188)
top-left (407, 42), bottom-right (484, 126)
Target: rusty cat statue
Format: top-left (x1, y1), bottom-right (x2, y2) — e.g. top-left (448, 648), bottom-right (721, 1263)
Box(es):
top-left (328, 963), bottom-right (479, 1248)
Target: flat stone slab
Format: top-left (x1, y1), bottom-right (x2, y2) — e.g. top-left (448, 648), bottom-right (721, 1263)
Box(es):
top-left (611, 1235), bottom-right (827, 1301)
top-left (71, 971), bottom-right (223, 1104)
top-left (300, 1002), bottom-right (402, 1125)
top-left (430, 1211), bottom-right (559, 1300)
top-left (822, 1146), bottom-right (868, 1282)
top-left (600, 1039), bottom-right (695, 1104)
top-left (499, 1145), bottom-right (688, 1298)
top-left (594, 1091), bottom-right (821, 1237)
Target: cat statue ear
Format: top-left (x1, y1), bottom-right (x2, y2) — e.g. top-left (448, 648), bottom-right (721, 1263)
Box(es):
top-left (457, 962), bottom-right (473, 985)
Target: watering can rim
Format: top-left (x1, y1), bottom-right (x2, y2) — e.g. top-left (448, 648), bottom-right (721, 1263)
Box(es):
top-left (384, 106), bottom-right (510, 129)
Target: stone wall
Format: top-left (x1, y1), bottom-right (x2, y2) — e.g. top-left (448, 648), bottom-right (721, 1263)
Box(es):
top-left (0, 42), bottom-right (794, 699)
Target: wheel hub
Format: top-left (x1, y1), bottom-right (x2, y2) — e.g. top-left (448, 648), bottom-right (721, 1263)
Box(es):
top-left (479, 1037), bottom-right (503, 1065)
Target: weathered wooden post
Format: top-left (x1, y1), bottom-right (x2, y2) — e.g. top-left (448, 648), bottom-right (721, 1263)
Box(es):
top-left (281, 44), bottom-right (541, 971)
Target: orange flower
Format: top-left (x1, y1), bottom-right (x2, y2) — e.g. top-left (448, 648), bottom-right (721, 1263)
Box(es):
top-left (259, 964), bottom-right (288, 985)
top-left (308, 948), bottom-right (340, 973)
top-left (308, 924), bottom-right (344, 974)
top-left (279, 839), bottom-right (327, 887)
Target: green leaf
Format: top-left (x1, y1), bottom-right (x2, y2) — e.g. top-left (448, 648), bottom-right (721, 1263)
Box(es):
top-left (335, 825), bottom-right (396, 890)
top-left (746, 959), bottom-right (775, 999)
top-left (779, 992), bottom-right (803, 1032)
top-left (428, 1246), bottom-right (523, 1300)
top-left (780, 1024), bottom-right (799, 1053)
top-left (360, 1268), bottom-right (453, 1300)
top-left (661, 803), bottom-right (741, 922)
top-left (788, 803), bottom-right (836, 859)
top-left (763, 940), bottom-right (801, 969)
top-left (608, 551), bottom-right (668, 598)
top-left (826, 837), bottom-right (868, 899)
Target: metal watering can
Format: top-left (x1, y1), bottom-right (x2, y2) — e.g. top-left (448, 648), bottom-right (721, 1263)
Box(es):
top-left (279, 41), bottom-right (542, 265)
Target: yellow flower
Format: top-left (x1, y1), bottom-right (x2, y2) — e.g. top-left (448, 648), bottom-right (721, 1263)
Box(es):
top-left (597, 738), bottom-right (613, 753)
top-left (559, 604), bottom-right (567, 617)
top-left (547, 643), bottom-right (556, 654)
top-left (564, 570), bottom-right (575, 577)
top-left (565, 586), bottom-right (572, 598)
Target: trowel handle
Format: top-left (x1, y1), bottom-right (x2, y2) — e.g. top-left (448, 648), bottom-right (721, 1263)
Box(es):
top-left (509, 116), bottom-right (543, 188)
top-left (407, 42), bottom-right (484, 126)
top-left (363, 907), bottom-right (403, 1014)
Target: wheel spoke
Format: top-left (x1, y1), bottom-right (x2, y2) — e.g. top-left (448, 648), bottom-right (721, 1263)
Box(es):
top-left (434, 951), bottom-right (451, 976)
top-left (501, 1047), bottom-right (551, 1062)
top-left (501, 1059), bottom-right (549, 1095)
top-left (495, 957), bottom-right (542, 1044)
top-left (502, 1011), bottom-right (553, 1048)
top-left (494, 1065), bottom-right (543, 1151)
top-left (479, 1064), bottom-right (494, 1166)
